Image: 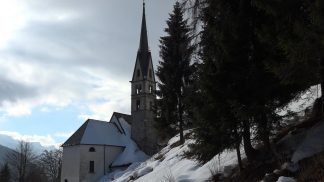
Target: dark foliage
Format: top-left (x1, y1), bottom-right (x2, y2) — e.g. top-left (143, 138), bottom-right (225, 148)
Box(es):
top-left (0, 163), bottom-right (11, 182)
top-left (155, 2), bottom-right (194, 144)
top-left (183, 0), bottom-right (310, 163)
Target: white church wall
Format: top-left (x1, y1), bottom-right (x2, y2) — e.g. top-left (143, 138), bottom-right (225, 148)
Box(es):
top-left (61, 145), bottom-right (80, 182)
top-left (79, 145), bottom-right (124, 182)
top-left (79, 145), bottom-right (105, 182)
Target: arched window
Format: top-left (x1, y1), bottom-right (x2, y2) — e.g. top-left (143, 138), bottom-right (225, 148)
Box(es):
top-left (149, 85), bottom-right (153, 93)
top-left (136, 100), bottom-right (140, 111)
top-left (89, 161), bottom-right (94, 173)
top-left (89, 147), bottom-right (95, 152)
top-left (136, 84), bottom-right (142, 94)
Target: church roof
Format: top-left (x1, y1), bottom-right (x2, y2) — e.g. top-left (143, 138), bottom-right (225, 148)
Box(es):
top-left (61, 119), bottom-right (127, 147)
top-left (133, 2), bottom-right (153, 80)
top-left (113, 112), bottom-right (132, 125)
top-left (139, 2), bottom-right (149, 53)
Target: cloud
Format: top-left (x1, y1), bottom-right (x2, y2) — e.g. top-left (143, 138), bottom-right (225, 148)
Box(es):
top-left (0, 0), bottom-right (136, 119)
top-left (0, 77), bottom-right (37, 104)
top-left (0, 0), bottom-right (174, 123)
top-left (0, 130), bottom-right (58, 147)
top-left (54, 131), bottom-right (73, 138)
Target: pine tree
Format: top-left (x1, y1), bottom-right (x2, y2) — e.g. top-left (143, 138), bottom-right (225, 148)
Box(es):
top-left (156, 2), bottom-right (194, 144)
top-left (0, 163), bottom-right (11, 182)
top-left (187, 0), bottom-right (248, 162)
top-left (257, 0), bottom-right (324, 113)
top-left (185, 0), bottom-right (306, 163)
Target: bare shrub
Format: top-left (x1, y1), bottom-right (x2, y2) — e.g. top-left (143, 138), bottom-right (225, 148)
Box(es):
top-left (160, 168), bottom-right (176, 182)
top-left (6, 141), bottom-right (38, 182)
top-left (208, 156), bottom-right (222, 182)
top-left (38, 149), bottom-right (62, 182)
top-left (154, 153), bottom-right (165, 162)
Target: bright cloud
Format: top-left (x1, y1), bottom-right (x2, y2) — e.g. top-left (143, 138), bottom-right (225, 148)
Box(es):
top-left (0, 130), bottom-right (57, 147)
top-left (0, 0), bottom-right (26, 48)
top-left (54, 131), bottom-right (73, 138)
top-left (0, 0), bottom-right (174, 146)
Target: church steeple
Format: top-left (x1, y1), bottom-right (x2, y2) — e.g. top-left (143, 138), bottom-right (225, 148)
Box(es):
top-left (139, 1), bottom-right (149, 52)
top-left (132, 1), bottom-right (153, 80)
top-left (130, 1), bottom-right (158, 155)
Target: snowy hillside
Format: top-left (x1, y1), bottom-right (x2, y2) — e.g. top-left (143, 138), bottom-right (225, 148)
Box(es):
top-left (98, 119), bottom-right (324, 182)
top-left (99, 131), bottom-right (244, 182)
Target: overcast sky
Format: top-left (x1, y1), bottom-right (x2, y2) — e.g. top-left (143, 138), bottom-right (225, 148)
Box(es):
top-left (0, 0), bottom-right (175, 147)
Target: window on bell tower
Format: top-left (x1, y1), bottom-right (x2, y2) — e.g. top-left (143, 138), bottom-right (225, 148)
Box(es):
top-left (149, 85), bottom-right (153, 93)
top-left (136, 100), bottom-right (140, 110)
top-left (136, 84), bottom-right (142, 94)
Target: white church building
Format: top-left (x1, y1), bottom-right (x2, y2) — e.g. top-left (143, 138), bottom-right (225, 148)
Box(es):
top-left (61, 2), bottom-right (158, 182)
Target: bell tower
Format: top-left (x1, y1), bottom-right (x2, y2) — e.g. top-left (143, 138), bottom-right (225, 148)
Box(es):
top-left (130, 1), bottom-right (157, 155)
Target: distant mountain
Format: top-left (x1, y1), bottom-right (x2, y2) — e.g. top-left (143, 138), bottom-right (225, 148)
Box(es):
top-left (0, 144), bottom-right (16, 166)
top-left (0, 134), bottom-right (56, 155)
top-left (0, 135), bottom-right (17, 150)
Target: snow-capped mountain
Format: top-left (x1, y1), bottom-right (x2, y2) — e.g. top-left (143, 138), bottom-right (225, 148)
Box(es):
top-left (0, 134), bottom-right (56, 155)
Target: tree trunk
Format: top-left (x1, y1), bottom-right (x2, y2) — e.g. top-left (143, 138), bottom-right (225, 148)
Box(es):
top-left (260, 111), bottom-right (271, 151)
top-left (242, 119), bottom-right (257, 161)
top-left (178, 96), bottom-right (185, 144)
top-left (235, 127), bottom-right (243, 171)
top-left (319, 57), bottom-right (324, 114)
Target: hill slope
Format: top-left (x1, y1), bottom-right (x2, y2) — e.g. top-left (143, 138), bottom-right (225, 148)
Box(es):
top-left (0, 144), bottom-right (16, 166)
top-left (99, 131), bottom-right (243, 182)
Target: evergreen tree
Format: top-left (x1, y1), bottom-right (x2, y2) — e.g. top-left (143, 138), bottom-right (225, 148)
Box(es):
top-left (0, 163), bottom-right (11, 182)
top-left (156, 1), bottom-right (194, 144)
top-left (255, 0), bottom-right (324, 113)
top-left (185, 0), bottom-right (305, 163)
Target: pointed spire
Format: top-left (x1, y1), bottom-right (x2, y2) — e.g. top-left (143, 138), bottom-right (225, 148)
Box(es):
top-left (139, 1), bottom-right (149, 52)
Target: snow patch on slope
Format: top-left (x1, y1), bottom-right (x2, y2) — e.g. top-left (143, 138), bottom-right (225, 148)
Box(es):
top-left (291, 120), bottom-right (324, 163)
top-left (99, 131), bottom-right (244, 182)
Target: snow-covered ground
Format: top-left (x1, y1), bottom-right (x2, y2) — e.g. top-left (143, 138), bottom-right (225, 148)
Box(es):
top-left (276, 118), bottom-right (324, 163)
top-left (99, 131), bottom-right (244, 182)
top-left (99, 85), bottom-right (322, 182)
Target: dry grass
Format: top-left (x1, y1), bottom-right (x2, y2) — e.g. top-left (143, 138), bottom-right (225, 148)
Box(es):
top-left (207, 157), bottom-right (222, 182)
top-left (170, 140), bottom-right (182, 149)
top-left (154, 152), bottom-right (165, 162)
top-left (160, 168), bottom-right (176, 182)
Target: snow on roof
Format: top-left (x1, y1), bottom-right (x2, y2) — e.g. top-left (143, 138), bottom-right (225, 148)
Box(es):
top-left (110, 112), bottom-right (132, 135)
top-left (112, 112), bottom-right (132, 125)
top-left (62, 113), bottom-right (148, 167)
top-left (111, 117), bottom-right (149, 166)
top-left (62, 119), bottom-right (128, 147)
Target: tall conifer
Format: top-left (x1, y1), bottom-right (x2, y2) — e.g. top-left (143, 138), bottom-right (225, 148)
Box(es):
top-left (186, 0), bottom-right (305, 163)
top-left (156, 2), bottom-right (194, 144)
